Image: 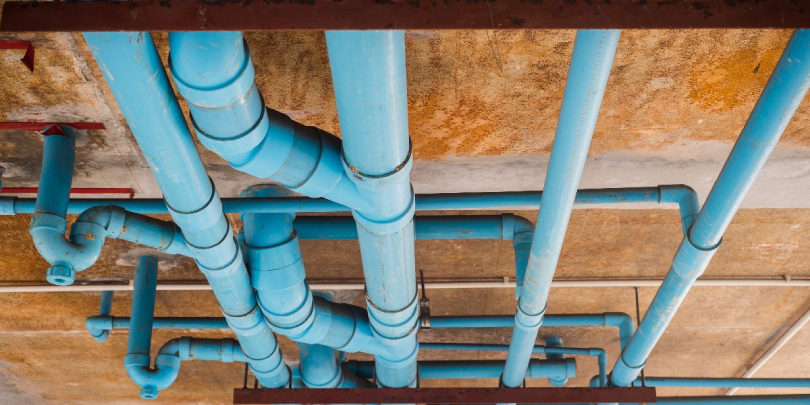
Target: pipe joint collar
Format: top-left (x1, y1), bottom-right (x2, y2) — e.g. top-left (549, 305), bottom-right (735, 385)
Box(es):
top-left (223, 304), bottom-right (267, 336)
top-left (30, 212), bottom-right (67, 233)
top-left (232, 108), bottom-right (296, 178)
top-left (85, 316), bottom-right (113, 341)
top-left (672, 237), bottom-right (719, 279)
top-left (169, 39), bottom-right (255, 108)
top-left (366, 292), bottom-right (419, 342)
top-left (291, 128), bottom-right (346, 199)
top-left (354, 195), bottom-right (415, 235)
top-left (191, 90), bottom-right (270, 160)
top-left (198, 245), bottom-right (243, 280)
top-left (515, 303), bottom-right (545, 330)
top-left (244, 235), bottom-right (305, 289)
top-left (262, 292), bottom-right (316, 336)
top-left (164, 178), bottom-right (222, 233)
top-left (375, 341), bottom-right (419, 369)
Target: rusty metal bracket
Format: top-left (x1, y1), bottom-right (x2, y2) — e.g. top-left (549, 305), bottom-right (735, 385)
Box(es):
top-left (2, 0), bottom-right (809, 31)
top-left (0, 40), bottom-right (34, 72)
top-left (232, 387), bottom-right (657, 404)
top-left (0, 188), bottom-right (135, 199)
top-left (0, 122), bottom-right (106, 135)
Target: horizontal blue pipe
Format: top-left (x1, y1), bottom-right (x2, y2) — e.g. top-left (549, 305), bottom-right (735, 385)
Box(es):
top-left (429, 313), bottom-right (634, 350)
top-left (343, 359), bottom-right (575, 381)
top-left (634, 377), bottom-right (810, 388)
top-left (420, 342), bottom-right (605, 387)
top-left (654, 395), bottom-right (810, 404)
top-left (2, 186), bottom-right (694, 217)
top-left (610, 29), bottom-right (810, 388)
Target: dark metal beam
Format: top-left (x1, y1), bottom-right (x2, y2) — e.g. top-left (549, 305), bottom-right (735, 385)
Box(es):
top-left (232, 387), bottom-right (657, 404)
top-left (1, 0), bottom-right (808, 32)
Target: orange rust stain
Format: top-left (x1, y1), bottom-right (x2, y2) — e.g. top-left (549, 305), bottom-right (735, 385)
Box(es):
top-left (687, 47), bottom-right (782, 112)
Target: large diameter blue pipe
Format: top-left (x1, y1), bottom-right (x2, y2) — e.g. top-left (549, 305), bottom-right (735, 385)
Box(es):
top-left (327, 30), bottom-right (418, 391)
top-left (610, 30), bottom-right (810, 388)
top-left (168, 32), bottom-right (366, 210)
top-left (240, 185), bottom-right (388, 357)
top-left (83, 32), bottom-right (289, 390)
top-left (502, 29), bottom-right (620, 389)
top-left (298, 343), bottom-right (370, 389)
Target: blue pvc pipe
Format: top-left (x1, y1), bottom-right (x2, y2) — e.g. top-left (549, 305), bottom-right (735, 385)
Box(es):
top-left (343, 359), bottom-right (575, 381)
top-left (420, 342), bottom-right (605, 387)
top-left (610, 30), bottom-right (810, 388)
top-left (298, 343), bottom-right (370, 389)
top-left (123, 256), bottom-right (180, 399)
top-left (502, 29), bottom-right (621, 390)
top-left (634, 377), bottom-right (810, 388)
top-left (168, 32), bottom-right (366, 210)
top-left (239, 185), bottom-right (389, 357)
top-left (87, 291), bottom-right (115, 342)
top-left (327, 30), bottom-right (418, 391)
top-left (83, 31), bottom-right (289, 390)
top-left (654, 395), bottom-right (810, 404)
top-left (2, 186), bottom-right (695, 218)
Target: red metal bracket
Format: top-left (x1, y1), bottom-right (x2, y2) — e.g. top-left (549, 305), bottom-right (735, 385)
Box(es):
top-left (0, 188), bottom-right (135, 199)
top-left (0, 40), bottom-right (34, 72)
top-left (0, 122), bottom-right (106, 136)
top-left (232, 387), bottom-right (657, 404)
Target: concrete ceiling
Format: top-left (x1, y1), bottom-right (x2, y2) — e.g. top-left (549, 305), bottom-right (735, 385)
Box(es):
top-left (0, 16), bottom-right (809, 404)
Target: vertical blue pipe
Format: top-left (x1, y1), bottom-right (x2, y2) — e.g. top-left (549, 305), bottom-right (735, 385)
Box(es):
top-left (610, 30), bottom-right (810, 388)
top-left (501, 29), bottom-right (620, 390)
top-left (326, 30), bottom-right (418, 391)
top-left (544, 337), bottom-right (568, 387)
top-left (83, 32), bottom-right (289, 390)
top-left (123, 256), bottom-right (180, 399)
top-left (29, 127), bottom-right (80, 285)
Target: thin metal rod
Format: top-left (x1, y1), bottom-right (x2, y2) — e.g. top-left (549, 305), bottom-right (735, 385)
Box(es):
top-left (725, 305), bottom-right (810, 396)
top-left (3, 278), bottom-right (808, 293)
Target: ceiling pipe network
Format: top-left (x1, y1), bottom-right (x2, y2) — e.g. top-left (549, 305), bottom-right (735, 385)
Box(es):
top-left (326, 30), bottom-right (419, 392)
top-left (82, 31), bottom-right (291, 395)
top-left (609, 29), bottom-right (810, 389)
top-left (501, 29), bottom-right (621, 392)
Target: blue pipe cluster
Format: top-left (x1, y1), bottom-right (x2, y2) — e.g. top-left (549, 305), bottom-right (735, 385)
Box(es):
top-left (83, 32), bottom-right (290, 396)
top-left (610, 29), bottom-right (810, 388)
top-left (29, 127), bottom-right (190, 286)
top-left (239, 185), bottom-right (388, 356)
top-left (502, 29), bottom-right (621, 390)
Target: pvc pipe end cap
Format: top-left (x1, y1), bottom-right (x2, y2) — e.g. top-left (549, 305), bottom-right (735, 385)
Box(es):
top-left (46, 265), bottom-right (75, 286)
top-left (140, 385), bottom-right (158, 400)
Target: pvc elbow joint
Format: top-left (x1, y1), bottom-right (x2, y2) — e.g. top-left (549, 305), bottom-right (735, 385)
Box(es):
top-left (124, 353), bottom-right (181, 399)
top-left (30, 213), bottom-right (104, 286)
top-left (85, 316), bottom-right (112, 342)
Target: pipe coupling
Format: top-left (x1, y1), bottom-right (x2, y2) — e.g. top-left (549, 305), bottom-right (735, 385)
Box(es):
top-left (223, 304), bottom-right (267, 337)
top-left (189, 88), bottom-right (269, 160)
top-left (169, 39), bottom-right (255, 108)
top-left (366, 290), bottom-right (420, 342)
top-left (515, 302), bottom-right (545, 330)
top-left (164, 178), bottom-right (223, 233)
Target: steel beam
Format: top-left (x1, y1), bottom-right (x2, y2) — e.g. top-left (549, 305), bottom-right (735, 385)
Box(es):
top-left (232, 387), bottom-right (656, 404)
top-left (2, 0), bottom-right (809, 32)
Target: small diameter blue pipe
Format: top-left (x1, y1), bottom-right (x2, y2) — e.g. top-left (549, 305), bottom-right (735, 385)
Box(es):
top-left (655, 395), bottom-right (810, 404)
top-left (610, 30), bottom-right (810, 388)
top-left (3, 185), bottom-right (697, 227)
top-left (633, 377), bottom-right (810, 388)
top-left (124, 256), bottom-right (179, 399)
top-left (83, 31), bottom-right (289, 390)
top-left (343, 359), bottom-right (575, 381)
top-left (502, 29), bottom-right (620, 390)
top-left (327, 30), bottom-right (418, 391)
top-left (87, 291), bottom-right (115, 342)
top-left (420, 342), bottom-right (603, 387)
